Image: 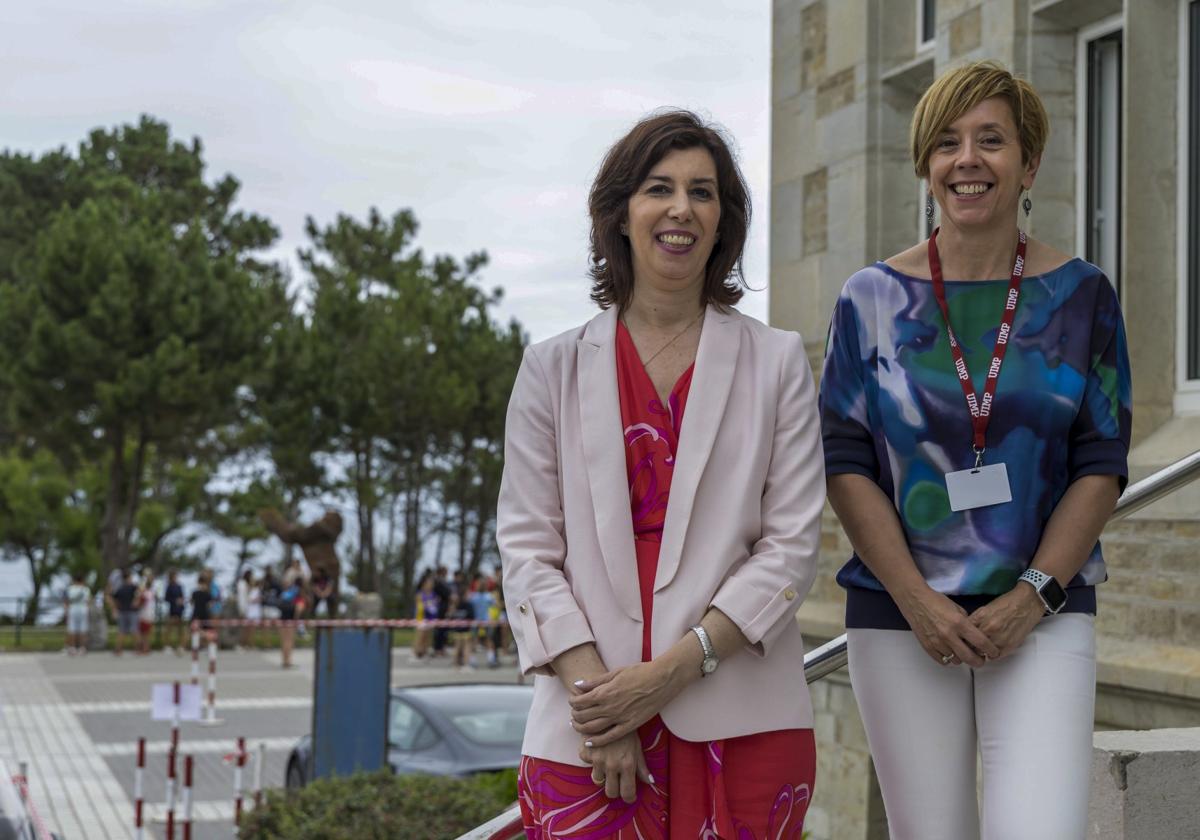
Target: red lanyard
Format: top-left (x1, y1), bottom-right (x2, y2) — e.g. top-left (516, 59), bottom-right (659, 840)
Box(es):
top-left (927, 227), bottom-right (1027, 464)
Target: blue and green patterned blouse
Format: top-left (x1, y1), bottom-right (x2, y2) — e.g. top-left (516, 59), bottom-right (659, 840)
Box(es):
top-left (819, 258), bottom-right (1132, 629)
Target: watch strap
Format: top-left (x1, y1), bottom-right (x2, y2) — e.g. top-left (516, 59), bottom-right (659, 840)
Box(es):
top-left (1018, 568), bottom-right (1066, 615)
top-left (690, 625), bottom-right (717, 676)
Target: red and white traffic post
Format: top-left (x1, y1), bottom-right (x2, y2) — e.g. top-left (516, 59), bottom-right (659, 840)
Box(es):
top-left (233, 736), bottom-right (247, 830)
top-left (253, 741), bottom-right (265, 810)
top-left (164, 747), bottom-right (177, 840)
top-left (133, 738), bottom-right (145, 840)
top-left (170, 680), bottom-right (181, 752)
top-left (181, 755), bottom-right (194, 840)
top-left (199, 631), bottom-right (223, 726)
top-left (190, 627), bottom-right (200, 686)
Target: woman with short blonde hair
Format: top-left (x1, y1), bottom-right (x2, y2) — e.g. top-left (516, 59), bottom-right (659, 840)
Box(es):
top-left (820, 61), bottom-right (1131, 839)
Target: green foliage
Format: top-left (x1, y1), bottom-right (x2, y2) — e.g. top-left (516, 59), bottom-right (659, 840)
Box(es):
top-left (240, 301), bottom-right (330, 517)
top-left (0, 448), bottom-right (97, 622)
top-left (297, 208), bottom-right (525, 603)
top-left (203, 480), bottom-right (279, 571)
top-left (0, 117), bottom-right (525, 597)
top-left (238, 769), bottom-right (520, 840)
top-left (0, 116), bottom-right (287, 575)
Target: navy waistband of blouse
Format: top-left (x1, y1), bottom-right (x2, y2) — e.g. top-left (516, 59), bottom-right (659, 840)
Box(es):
top-left (845, 584), bottom-right (1097, 631)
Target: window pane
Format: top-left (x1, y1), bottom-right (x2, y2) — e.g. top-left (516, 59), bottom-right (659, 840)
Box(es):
top-left (921, 0), bottom-right (937, 44)
top-left (1086, 31), bottom-right (1123, 296)
top-left (448, 709), bottom-right (529, 746)
top-left (1189, 1), bottom-right (1200, 379)
top-left (389, 700), bottom-right (423, 749)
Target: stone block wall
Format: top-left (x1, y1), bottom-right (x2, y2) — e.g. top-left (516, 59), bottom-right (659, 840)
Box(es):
top-left (1097, 520), bottom-right (1200, 649)
top-left (1089, 728), bottom-right (1200, 839)
top-left (771, 0), bottom-right (873, 352)
top-left (774, 1), bottom-right (1200, 836)
top-left (804, 669), bottom-right (887, 840)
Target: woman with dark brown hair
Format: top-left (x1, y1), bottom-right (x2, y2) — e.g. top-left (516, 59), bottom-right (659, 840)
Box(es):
top-left (498, 110), bottom-right (826, 838)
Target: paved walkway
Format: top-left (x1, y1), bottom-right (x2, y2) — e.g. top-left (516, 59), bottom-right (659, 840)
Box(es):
top-left (0, 645), bottom-right (520, 839)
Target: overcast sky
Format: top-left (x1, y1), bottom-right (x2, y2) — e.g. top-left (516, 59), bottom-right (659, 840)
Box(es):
top-left (2, 0), bottom-right (772, 342)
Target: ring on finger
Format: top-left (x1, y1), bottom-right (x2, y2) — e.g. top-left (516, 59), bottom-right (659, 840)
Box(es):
top-left (940, 653), bottom-right (954, 665)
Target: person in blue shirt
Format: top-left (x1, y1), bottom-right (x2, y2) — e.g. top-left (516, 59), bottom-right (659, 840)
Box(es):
top-left (468, 573), bottom-right (498, 667)
top-left (819, 61), bottom-right (1131, 840)
top-left (164, 570), bottom-right (186, 654)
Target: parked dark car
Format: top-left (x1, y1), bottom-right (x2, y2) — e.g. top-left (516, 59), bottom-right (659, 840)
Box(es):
top-left (286, 683), bottom-right (533, 789)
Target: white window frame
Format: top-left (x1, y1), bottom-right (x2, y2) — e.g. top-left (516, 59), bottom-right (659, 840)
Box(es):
top-left (1075, 14), bottom-right (1124, 299)
top-left (917, 0), bottom-right (936, 52)
top-left (1177, 0), bottom-right (1200, 412)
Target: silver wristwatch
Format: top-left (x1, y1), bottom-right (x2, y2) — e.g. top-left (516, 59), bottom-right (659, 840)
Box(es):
top-left (1018, 568), bottom-right (1068, 615)
top-left (690, 625), bottom-right (719, 677)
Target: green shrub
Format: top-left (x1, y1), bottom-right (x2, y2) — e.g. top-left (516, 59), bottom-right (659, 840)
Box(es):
top-left (238, 768), bottom-right (520, 840)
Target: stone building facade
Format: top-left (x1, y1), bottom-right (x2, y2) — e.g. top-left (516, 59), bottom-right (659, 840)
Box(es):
top-left (770, 1), bottom-right (1200, 838)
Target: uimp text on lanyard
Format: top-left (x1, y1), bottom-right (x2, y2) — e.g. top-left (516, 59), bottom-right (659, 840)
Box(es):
top-left (927, 227), bottom-right (1026, 511)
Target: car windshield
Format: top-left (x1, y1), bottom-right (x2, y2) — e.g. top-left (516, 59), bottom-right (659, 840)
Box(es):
top-left (407, 686), bottom-right (532, 747)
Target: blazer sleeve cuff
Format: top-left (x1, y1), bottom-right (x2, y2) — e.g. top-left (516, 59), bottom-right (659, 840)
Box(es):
top-left (709, 577), bottom-right (801, 659)
top-left (513, 601), bottom-right (596, 677)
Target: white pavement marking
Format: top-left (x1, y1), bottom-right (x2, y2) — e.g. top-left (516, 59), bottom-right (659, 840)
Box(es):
top-left (0, 669), bottom-right (133, 839)
top-left (47, 667), bottom-right (310, 683)
top-left (146, 798), bottom-right (252, 822)
top-left (95, 736), bottom-right (296, 757)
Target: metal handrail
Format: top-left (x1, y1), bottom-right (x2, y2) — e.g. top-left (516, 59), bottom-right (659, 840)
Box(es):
top-left (456, 449), bottom-right (1200, 840)
top-left (1105, 449), bottom-right (1200, 519)
top-left (458, 806), bottom-right (525, 840)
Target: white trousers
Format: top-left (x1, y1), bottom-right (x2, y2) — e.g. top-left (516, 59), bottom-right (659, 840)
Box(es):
top-left (847, 614), bottom-right (1096, 840)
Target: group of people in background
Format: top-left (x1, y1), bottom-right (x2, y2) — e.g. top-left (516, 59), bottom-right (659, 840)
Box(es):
top-left (59, 555), bottom-right (335, 666)
top-left (60, 557), bottom-right (491, 671)
top-left (412, 564), bottom-right (508, 670)
top-left (80, 565), bottom-right (219, 656)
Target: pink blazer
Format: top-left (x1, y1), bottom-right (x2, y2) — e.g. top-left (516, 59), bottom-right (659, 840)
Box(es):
top-left (497, 305), bottom-right (825, 765)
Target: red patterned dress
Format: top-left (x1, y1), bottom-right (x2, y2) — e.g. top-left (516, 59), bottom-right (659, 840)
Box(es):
top-left (517, 321), bottom-right (816, 839)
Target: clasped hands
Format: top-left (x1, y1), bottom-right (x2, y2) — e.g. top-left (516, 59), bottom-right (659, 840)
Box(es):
top-left (902, 585), bottom-right (1044, 668)
top-left (569, 660), bottom-right (677, 803)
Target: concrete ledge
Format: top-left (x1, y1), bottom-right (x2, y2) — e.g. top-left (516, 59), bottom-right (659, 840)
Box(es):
top-left (1089, 728), bottom-right (1200, 840)
top-left (1096, 636), bottom-right (1200, 702)
top-left (795, 599), bottom-right (847, 645)
top-left (1126, 415), bottom-right (1200, 521)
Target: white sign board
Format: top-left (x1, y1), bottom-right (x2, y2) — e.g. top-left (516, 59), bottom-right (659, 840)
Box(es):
top-left (151, 683), bottom-right (203, 721)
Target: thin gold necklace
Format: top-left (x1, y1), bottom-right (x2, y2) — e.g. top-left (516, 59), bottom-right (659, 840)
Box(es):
top-left (624, 308), bottom-right (705, 368)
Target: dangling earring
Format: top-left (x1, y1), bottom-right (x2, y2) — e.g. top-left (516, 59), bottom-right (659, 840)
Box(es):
top-left (1022, 192), bottom-right (1032, 218)
top-left (925, 191), bottom-right (935, 221)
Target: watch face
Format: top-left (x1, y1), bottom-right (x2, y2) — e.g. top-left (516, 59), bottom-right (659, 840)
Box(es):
top-left (701, 658), bottom-right (718, 674)
top-left (1041, 578), bottom-right (1068, 612)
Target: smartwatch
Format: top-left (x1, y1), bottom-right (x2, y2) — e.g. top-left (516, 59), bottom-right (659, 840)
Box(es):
top-left (690, 625), bottom-right (719, 677)
top-left (1018, 568), bottom-right (1067, 615)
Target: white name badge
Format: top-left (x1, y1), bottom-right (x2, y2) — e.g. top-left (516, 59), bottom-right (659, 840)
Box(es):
top-left (945, 462), bottom-right (1013, 512)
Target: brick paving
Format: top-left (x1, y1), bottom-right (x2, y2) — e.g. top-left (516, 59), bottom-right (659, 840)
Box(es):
top-left (0, 645), bottom-right (521, 839)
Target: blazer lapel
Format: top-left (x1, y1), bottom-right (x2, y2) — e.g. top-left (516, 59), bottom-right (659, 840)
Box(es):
top-left (655, 306), bottom-right (741, 592)
top-left (577, 308), bottom-right (642, 623)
